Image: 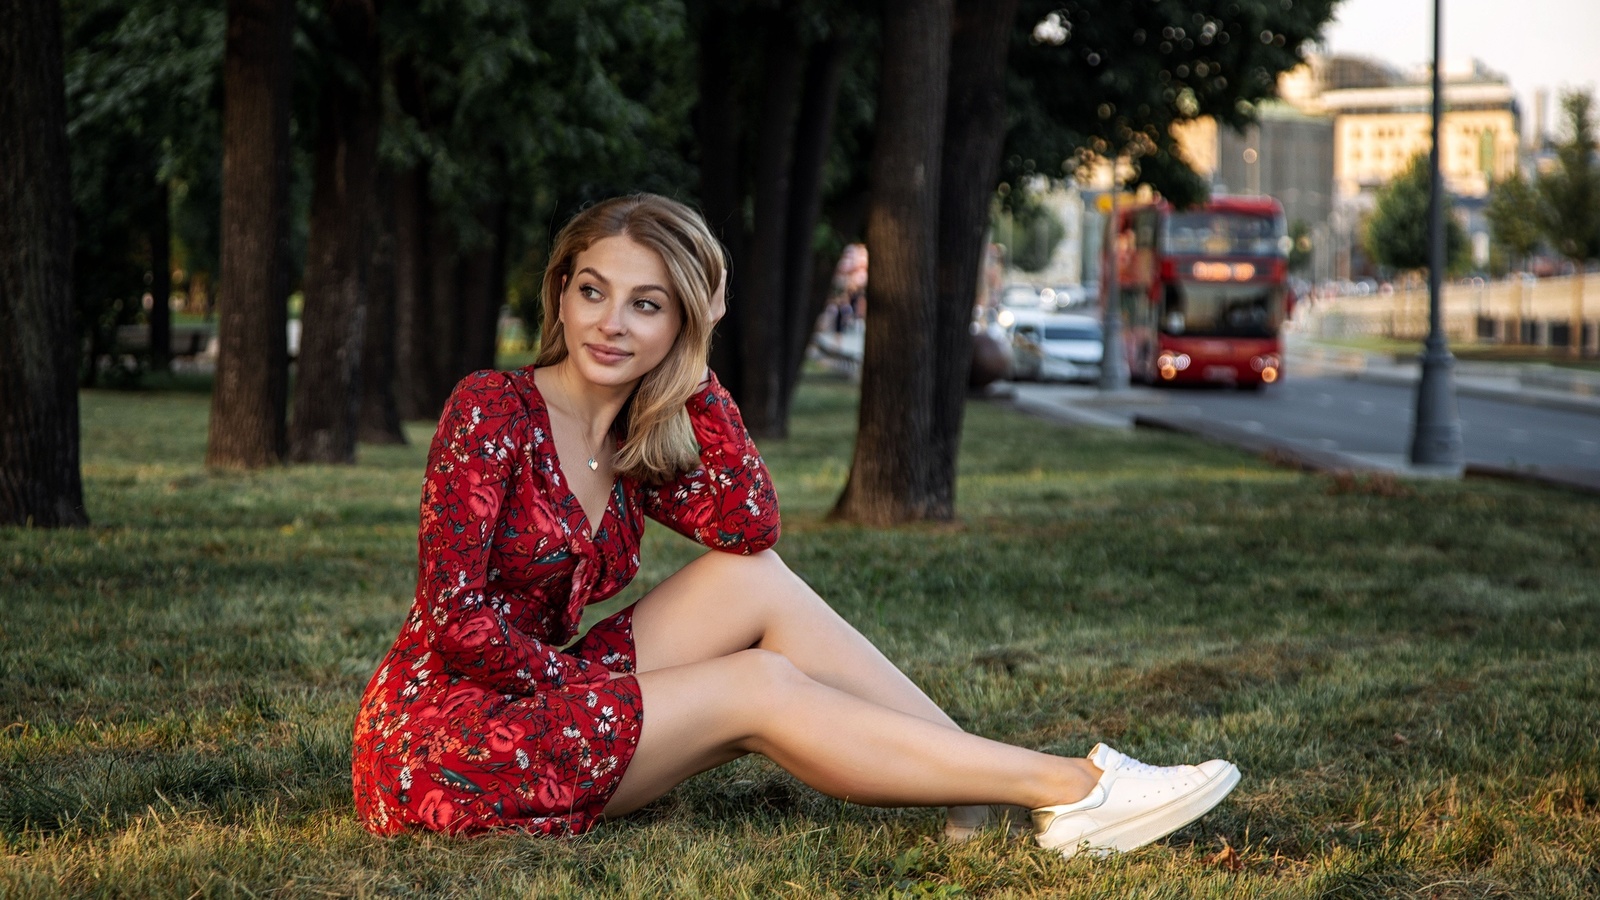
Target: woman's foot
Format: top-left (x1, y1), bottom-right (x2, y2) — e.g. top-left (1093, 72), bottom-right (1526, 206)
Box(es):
top-left (1031, 744), bottom-right (1239, 858)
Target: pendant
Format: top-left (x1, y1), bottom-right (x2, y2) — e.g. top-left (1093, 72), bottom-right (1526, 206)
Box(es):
top-left (587, 457), bottom-right (598, 471)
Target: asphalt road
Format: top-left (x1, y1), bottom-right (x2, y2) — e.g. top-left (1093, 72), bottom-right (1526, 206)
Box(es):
top-left (1047, 374), bottom-right (1600, 473)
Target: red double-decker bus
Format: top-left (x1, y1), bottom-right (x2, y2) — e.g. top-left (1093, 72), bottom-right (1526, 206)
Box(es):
top-left (1104, 195), bottom-right (1292, 389)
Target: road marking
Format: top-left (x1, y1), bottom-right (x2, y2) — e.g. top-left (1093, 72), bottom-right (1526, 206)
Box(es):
top-left (1317, 438), bottom-right (1339, 450)
top-left (1357, 400), bottom-right (1376, 414)
top-left (1242, 420), bottom-right (1264, 433)
top-left (1315, 393), bottom-right (1333, 407)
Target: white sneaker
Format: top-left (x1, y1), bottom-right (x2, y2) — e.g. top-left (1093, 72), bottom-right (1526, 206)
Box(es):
top-left (1032, 743), bottom-right (1240, 859)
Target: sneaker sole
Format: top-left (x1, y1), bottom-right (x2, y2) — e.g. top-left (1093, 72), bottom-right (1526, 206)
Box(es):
top-left (1050, 763), bottom-right (1240, 859)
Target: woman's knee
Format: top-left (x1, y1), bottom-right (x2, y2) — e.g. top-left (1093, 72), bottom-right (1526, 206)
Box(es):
top-left (729, 647), bottom-right (807, 688)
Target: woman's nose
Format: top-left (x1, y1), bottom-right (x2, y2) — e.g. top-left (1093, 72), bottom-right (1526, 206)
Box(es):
top-left (598, 301), bottom-right (627, 335)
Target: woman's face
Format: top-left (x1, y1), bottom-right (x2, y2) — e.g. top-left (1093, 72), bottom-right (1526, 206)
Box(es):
top-left (559, 235), bottom-right (683, 391)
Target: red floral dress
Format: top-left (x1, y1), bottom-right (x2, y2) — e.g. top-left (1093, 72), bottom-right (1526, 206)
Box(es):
top-left (352, 367), bottom-right (780, 836)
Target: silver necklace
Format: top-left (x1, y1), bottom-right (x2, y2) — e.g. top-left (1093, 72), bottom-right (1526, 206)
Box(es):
top-left (550, 396), bottom-right (602, 471)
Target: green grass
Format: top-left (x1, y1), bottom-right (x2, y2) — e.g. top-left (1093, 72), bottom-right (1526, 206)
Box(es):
top-left (4, 373), bottom-right (1599, 897)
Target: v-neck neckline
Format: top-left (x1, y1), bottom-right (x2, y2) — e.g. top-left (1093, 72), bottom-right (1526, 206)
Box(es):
top-left (527, 370), bottom-right (618, 542)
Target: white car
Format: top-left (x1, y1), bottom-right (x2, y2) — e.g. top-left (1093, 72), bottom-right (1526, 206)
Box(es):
top-left (1011, 314), bottom-right (1104, 383)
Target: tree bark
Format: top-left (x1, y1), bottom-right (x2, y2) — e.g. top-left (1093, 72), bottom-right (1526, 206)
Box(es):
top-left (148, 179), bottom-right (172, 371)
top-left (391, 163), bottom-right (434, 421)
top-left (831, 0), bottom-right (952, 525)
top-left (0, 0), bottom-right (86, 527)
top-left (696, 9), bottom-right (748, 398)
top-left (358, 168), bottom-right (406, 444)
top-left (777, 34), bottom-right (850, 429)
top-left (207, 0), bottom-right (295, 469)
top-left (459, 196), bottom-right (509, 375)
top-left (290, 0), bottom-right (381, 463)
top-left (425, 203), bottom-right (463, 412)
top-left (740, 13), bottom-right (806, 438)
top-left (926, 0), bottom-right (1019, 516)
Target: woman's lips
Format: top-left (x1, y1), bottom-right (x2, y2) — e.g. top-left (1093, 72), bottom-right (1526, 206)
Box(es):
top-left (584, 343), bottom-right (631, 365)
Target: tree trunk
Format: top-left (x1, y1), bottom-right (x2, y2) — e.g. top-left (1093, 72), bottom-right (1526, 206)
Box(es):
top-left (697, 9), bottom-right (748, 398)
top-left (391, 163), bottom-right (433, 420)
top-left (426, 203), bottom-right (463, 412)
top-left (740, 14), bottom-right (807, 438)
top-left (459, 196), bottom-right (509, 374)
top-left (0, 0), bottom-right (86, 527)
top-left (289, 0), bottom-right (381, 463)
top-left (777, 34), bottom-right (850, 429)
top-left (359, 168), bottom-right (406, 444)
top-left (831, 0), bottom-right (952, 526)
top-left (149, 179), bottom-right (172, 372)
top-left (926, 0), bottom-right (1019, 516)
top-left (207, 0), bottom-right (295, 469)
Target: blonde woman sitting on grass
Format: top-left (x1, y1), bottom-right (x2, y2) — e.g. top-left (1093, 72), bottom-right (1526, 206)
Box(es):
top-left (351, 193), bottom-right (1239, 856)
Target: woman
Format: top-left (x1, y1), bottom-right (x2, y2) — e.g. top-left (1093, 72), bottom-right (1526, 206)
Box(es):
top-left (351, 194), bottom-right (1239, 857)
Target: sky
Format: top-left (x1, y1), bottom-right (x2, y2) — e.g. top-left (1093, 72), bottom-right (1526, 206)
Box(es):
top-left (1319, 0), bottom-right (1600, 142)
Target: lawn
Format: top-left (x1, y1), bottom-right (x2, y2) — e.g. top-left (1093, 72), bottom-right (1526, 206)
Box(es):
top-left (3, 372), bottom-right (1598, 898)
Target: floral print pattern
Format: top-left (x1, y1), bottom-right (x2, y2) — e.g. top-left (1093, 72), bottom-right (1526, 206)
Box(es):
top-left (353, 367), bottom-right (780, 836)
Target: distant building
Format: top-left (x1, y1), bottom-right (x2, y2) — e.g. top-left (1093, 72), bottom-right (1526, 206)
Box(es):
top-left (1173, 101), bottom-right (1335, 277)
top-left (1320, 68), bottom-right (1520, 200)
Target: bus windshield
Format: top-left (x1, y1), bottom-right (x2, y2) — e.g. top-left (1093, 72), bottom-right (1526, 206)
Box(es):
top-left (1162, 282), bottom-right (1284, 338)
top-left (1163, 212), bottom-right (1285, 257)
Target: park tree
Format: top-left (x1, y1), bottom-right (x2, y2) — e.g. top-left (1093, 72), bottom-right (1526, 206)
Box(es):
top-left (1, 0), bottom-right (88, 526)
top-left (691, 0), bottom-right (871, 439)
top-left (1536, 89), bottom-right (1600, 356)
top-left (1486, 167), bottom-right (1542, 342)
top-left (1363, 152), bottom-right (1467, 277)
top-left (831, 0), bottom-right (953, 524)
top-left (62, 0), bottom-right (224, 382)
top-left (289, 0), bottom-right (383, 463)
top-left (378, 0), bottom-right (695, 424)
top-left (1487, 169), bottom-right (1542, 271)
top-left (207, 0), bottom-right (296, 469)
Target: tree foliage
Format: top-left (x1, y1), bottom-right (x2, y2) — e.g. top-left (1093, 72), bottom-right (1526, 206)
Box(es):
top-left (1486, 168), bottom-right (1542, 270)
top-left (1537, 89), bottom-right (1600, 266)
top-left (1006, 0), bottom-right (1337, 205)
top-left (62, 0), bottom-right (224, 383)
top-left (1363, 152), bottom-right (1466, 275)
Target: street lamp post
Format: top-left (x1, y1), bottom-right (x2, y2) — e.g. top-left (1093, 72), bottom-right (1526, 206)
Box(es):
top-left (1408, 0), bottom-right (1463, 467)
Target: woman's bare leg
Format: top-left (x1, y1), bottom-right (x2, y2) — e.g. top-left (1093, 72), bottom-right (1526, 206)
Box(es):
top-left (627, 550), bottom-right (997, 831)
top-left (603, 649), bottom-right (1100, 817)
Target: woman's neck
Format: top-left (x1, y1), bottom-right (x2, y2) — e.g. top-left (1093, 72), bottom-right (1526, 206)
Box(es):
top-left (538, 360), bottom-right (632, 443)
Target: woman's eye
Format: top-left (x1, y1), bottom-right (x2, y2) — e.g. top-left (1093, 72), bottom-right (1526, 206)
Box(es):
top-left (633, 297), bottom-right (662, 313)
top-left (579, 284), bottom-right (602, 301)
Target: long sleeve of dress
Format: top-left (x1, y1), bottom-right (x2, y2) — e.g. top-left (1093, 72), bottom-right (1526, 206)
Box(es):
top-left (638, 371), bottom-right (782, 553)
top-left (417, 372), bottom-right (605, 694)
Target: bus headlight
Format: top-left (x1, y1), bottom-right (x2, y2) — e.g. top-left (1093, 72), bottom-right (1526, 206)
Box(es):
top-left (1249, 354), bottom-right (1280, 372)
top-left (1157, 352), bottom-right (1189, 380)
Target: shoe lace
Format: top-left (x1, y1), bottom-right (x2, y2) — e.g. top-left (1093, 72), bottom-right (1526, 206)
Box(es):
top-left (1111, 756), bottom-right (1189, 777)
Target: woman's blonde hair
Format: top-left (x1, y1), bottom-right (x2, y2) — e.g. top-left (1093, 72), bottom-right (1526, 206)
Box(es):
top-left (535, 194), bottom-right (726, 483)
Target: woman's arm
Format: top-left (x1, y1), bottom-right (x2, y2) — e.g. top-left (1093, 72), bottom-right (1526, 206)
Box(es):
top-left (417, 371), bottom-right (608, 693)
top-left (637, 371), bottom-right (781, 553)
